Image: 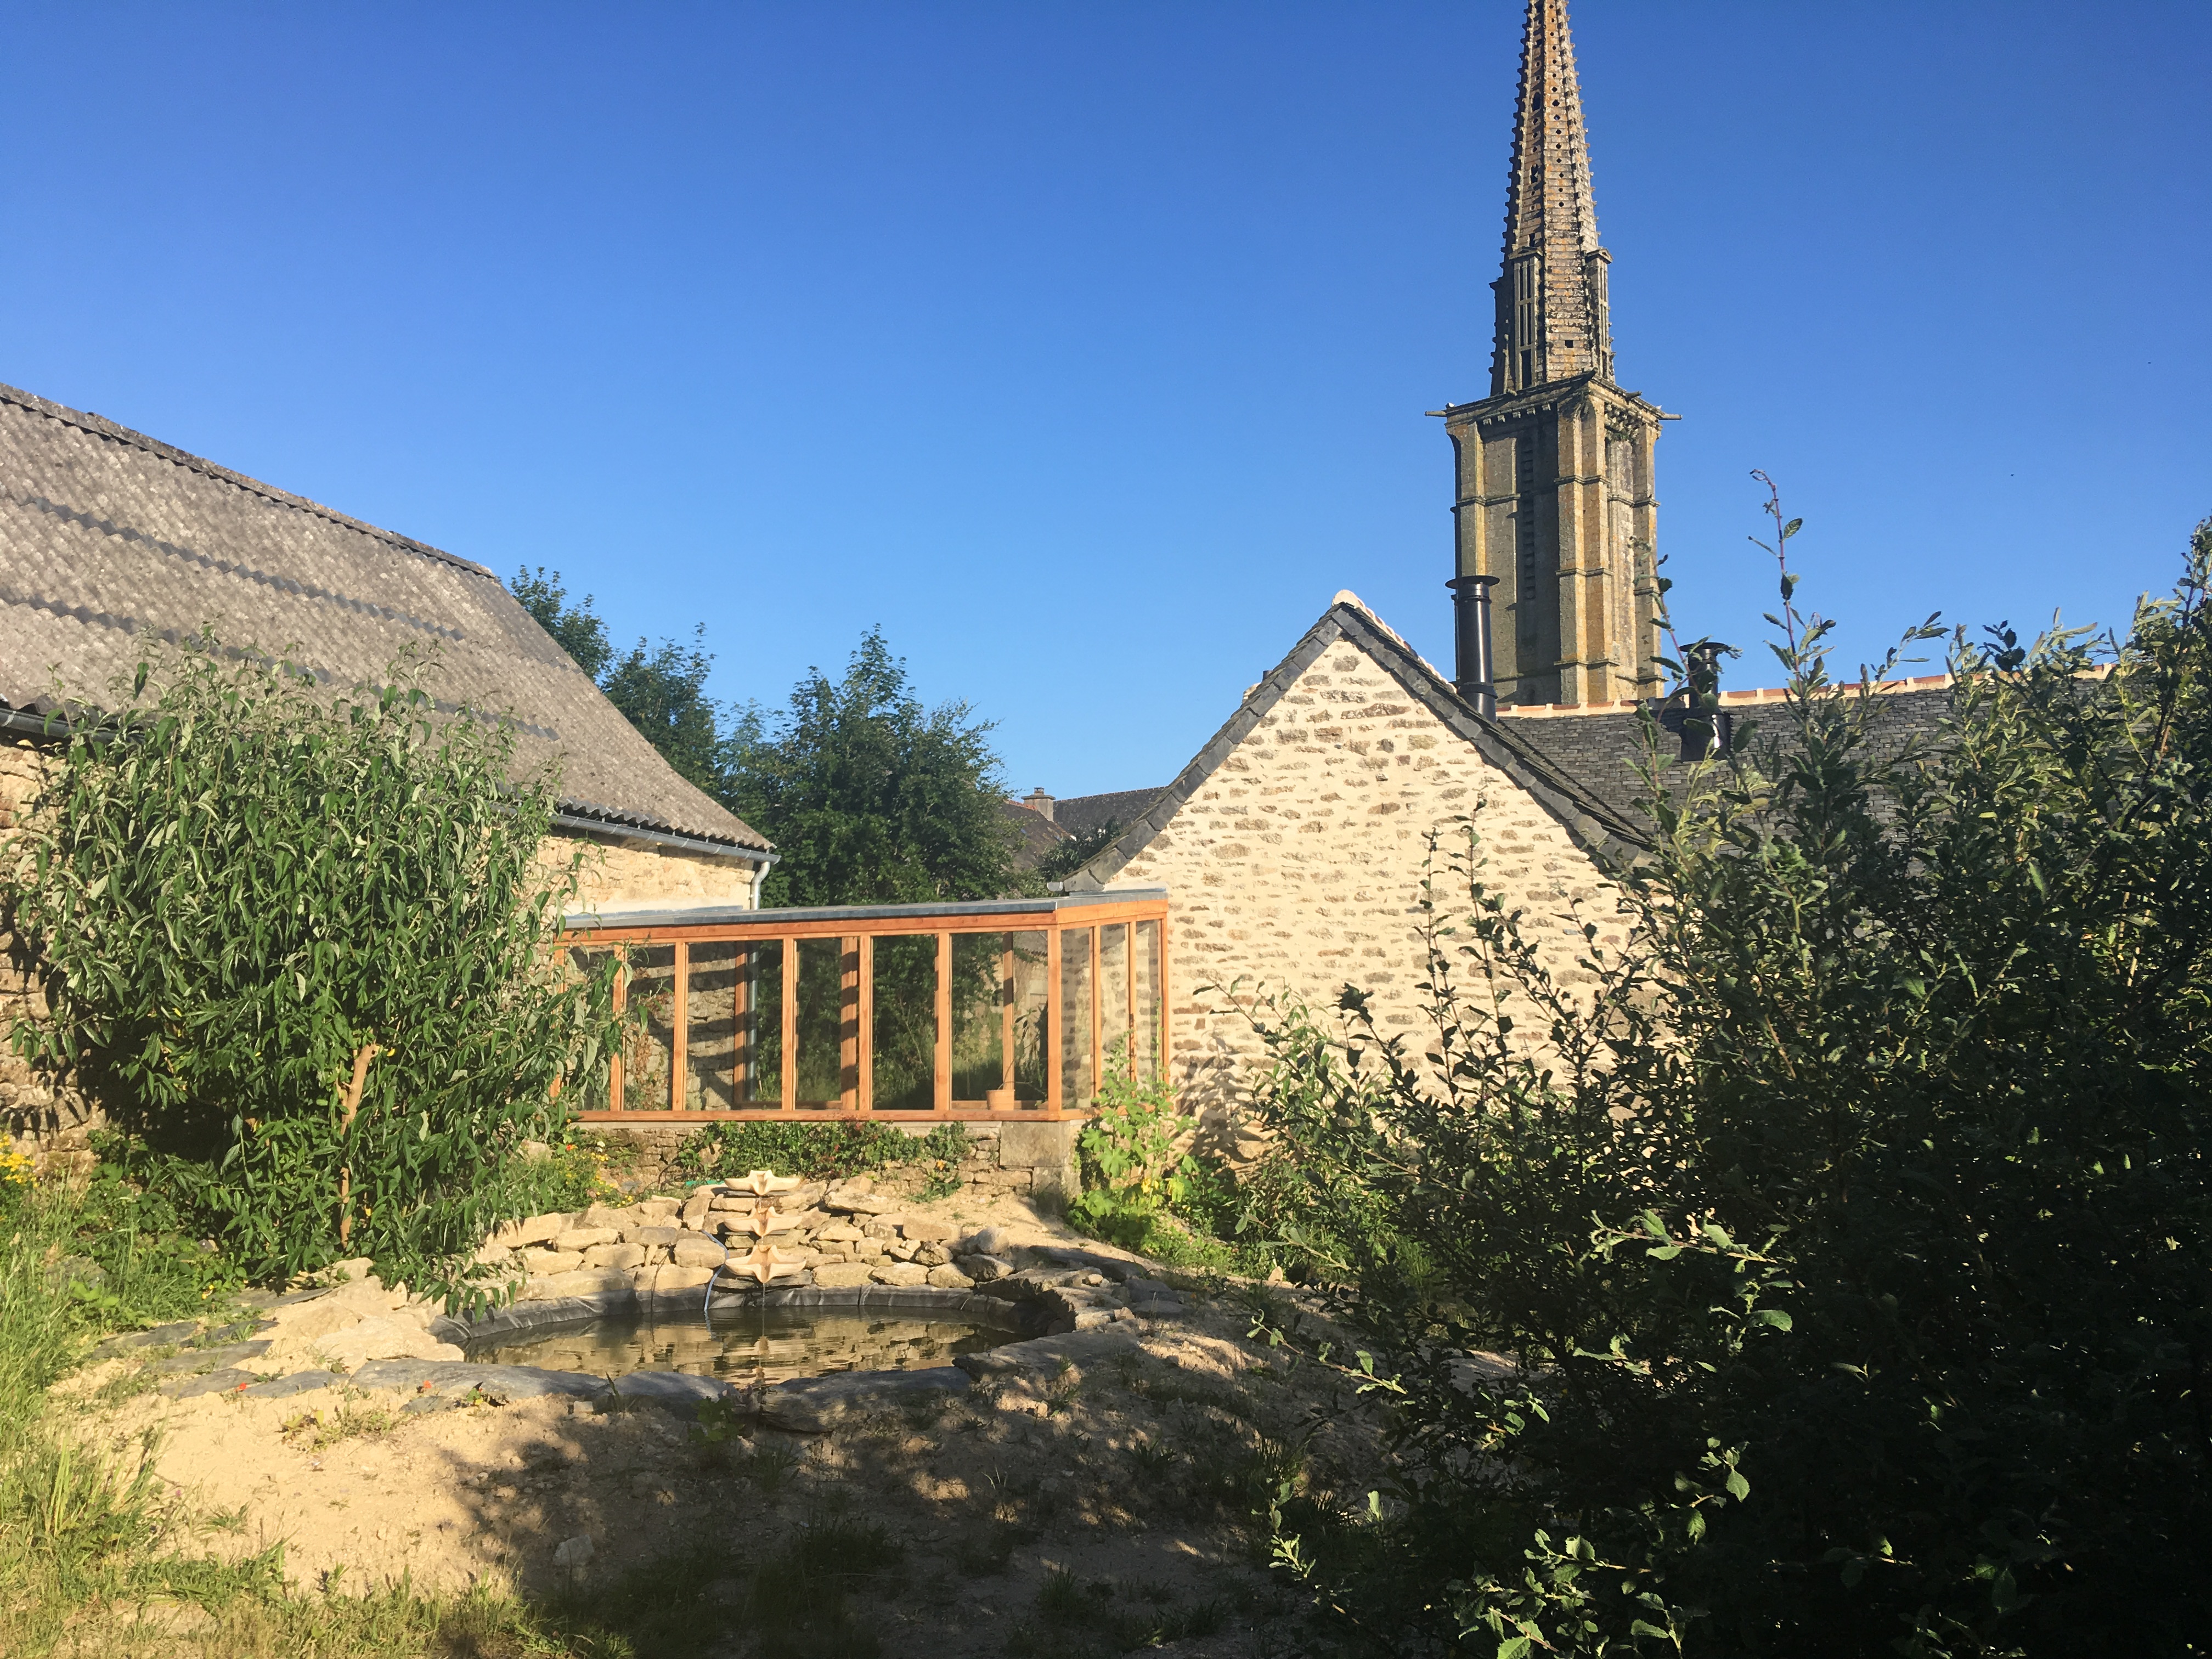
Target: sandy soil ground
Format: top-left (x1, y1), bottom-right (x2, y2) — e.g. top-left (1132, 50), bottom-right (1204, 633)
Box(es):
top-left (58, 1197), bottom-right (1381, 1659)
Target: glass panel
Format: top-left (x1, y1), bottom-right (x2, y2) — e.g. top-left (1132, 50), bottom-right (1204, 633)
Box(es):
top-left (737, 940), bottom-right (785, 1105)
top-left (951, 933), bottom-right (1007, 1103)
top-left (1099, 923), bottom-right (1130, 1081)
top-left (566, 945), bottom-right (619, 1109)
top-left (623, 945), bottom-right (677, 1111)
top-left (1008, 930), bottom-right (1050, 1103)
top-left (796, 937), bottom-right (847, 1107)
top-left (685, 942), bottom-right (740, 1110)
top-left (871, 934), bottom-right (939, 1112)
top-left (1133, 919), bottom-right (1161, 1083)
top-left (1059, 927), bottom-right (1094, 1107)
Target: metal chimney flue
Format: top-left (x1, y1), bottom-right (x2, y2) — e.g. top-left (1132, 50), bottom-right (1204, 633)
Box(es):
top-left (1447, 574), bottom-right (1499, 719)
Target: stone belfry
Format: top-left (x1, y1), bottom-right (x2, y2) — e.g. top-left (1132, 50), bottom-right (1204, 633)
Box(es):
top-left (1442, 0), bottom-right (1667, 709)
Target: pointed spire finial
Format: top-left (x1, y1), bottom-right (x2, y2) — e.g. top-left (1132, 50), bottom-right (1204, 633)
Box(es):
top-left (1490, 0), bottom-right (1612, 394)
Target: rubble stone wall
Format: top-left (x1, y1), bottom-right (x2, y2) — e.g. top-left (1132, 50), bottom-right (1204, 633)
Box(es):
top-left (1101, 641), bottom-right (1629, 1124)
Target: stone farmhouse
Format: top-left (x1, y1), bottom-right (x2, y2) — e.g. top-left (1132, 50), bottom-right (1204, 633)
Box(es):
top-left (0, 380), bottom-right (776, 1150)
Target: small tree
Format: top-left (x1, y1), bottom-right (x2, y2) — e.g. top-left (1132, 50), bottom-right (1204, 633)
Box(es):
top-left (727, 629), bottom-right (1021, 907)
top-left (1, 646), bottom-right (616, 1299)
top-left (1243, 508), bottom-right (2212, 1656)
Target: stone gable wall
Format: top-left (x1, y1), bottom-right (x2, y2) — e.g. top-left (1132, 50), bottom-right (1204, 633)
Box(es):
top-left (1102, 642), bottom-right (1628, 1125)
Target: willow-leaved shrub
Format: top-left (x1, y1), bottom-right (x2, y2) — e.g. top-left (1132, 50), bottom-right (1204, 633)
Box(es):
top-left (1, 648), bottom-right (615, 1301)
top-left (1246, 514), bottom-right (2212, 1657)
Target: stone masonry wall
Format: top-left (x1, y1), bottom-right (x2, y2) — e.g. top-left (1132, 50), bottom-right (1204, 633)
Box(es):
top-left (1103, 640), bottom-right (1628, 1125)
top-left (545, 837), bottom-right (761, 915)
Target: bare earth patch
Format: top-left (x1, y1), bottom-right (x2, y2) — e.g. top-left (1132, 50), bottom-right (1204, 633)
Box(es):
top-left (55, 1198), bottom-right (1383, 1658)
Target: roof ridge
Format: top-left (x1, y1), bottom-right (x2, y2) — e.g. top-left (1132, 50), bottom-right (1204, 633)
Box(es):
top-left (1069, 594), bottom-right (1645, 890)
top-left (0, 381), bottom-right (496, 583)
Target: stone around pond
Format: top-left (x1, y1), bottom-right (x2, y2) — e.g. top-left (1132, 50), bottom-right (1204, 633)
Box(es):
top-left (160, 1367), bottom-right (261, 1399)
top-left (241, 1369), bottom-right (342, 1399)
top-left (758, 1365), bottom-right (971, 1432)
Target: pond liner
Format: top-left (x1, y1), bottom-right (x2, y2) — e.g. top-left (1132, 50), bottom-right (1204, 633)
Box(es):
top-left (425, 1283), bottom-right (1048, 1351)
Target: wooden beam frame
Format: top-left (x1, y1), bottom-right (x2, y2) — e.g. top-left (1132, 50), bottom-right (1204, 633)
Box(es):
top-left (573, 895), bottom-right (1167, 1122)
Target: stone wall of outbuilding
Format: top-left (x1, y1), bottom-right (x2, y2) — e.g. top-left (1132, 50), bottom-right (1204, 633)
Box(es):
top-left (1099, 639), bottom-right (1630, 1127)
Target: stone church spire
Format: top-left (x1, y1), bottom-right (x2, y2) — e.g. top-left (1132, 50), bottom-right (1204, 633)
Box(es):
top-left (1493, 0), bottom-right (1611, 392)
top-left (1441, 0), bottom-right (1665, 709)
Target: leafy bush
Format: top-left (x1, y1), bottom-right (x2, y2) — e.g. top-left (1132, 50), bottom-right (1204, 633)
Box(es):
top-left (1, 647), bottom-right (617, 1299)
top-left (673, 1118), bottom-right (968, 1186)
top-left (1069, 1066), bottom-right (1195, 1245)
top-left (1246, 513), bottom-right (2212, 1656)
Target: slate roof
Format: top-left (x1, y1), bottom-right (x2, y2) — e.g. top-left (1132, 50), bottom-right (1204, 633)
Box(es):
top-left (1052, 787), bottom-right (1165, 841)
top-left (1067, 595), bottom-right (1647, 890)
top-left (0, 381), bottom-right (768, 855)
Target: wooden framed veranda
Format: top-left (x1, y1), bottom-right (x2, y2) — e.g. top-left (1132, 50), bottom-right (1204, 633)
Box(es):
top-left (564, 889), bottom-right (1169, 1122)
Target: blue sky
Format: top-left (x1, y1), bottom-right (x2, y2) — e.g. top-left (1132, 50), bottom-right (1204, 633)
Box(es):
top-left (4, 2), bottom-right (2207, 796)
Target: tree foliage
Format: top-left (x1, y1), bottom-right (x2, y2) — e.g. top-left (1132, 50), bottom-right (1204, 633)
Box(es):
top-left (727, 629), bottom-right (1020, 907)
top-left (0, 647), bottom-right (616, 1300)
top-left (1243, 511), bottom-right (2212, 1657)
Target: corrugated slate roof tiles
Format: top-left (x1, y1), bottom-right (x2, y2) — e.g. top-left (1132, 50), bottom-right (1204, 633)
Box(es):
top-left (0, 381), bottom-right (768, 854)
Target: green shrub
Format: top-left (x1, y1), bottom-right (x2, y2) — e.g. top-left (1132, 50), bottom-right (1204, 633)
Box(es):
top-left (1, 646), bottom-right (617, 1300)
top-left (1246, 510), bottom-right (2212, 1656)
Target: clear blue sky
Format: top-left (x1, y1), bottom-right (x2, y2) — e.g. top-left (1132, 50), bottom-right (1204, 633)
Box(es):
top-left (4, 2), bottom-right (2206, 796)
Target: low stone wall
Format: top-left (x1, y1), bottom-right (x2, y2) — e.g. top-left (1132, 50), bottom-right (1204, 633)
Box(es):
top-left (481, 1171), bottom-right (1068, 1307)
top-left (587, 1118), bottom-right (1083, 1211)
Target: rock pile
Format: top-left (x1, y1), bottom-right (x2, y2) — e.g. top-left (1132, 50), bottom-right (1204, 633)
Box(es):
top-left (477, 1173), bottom-right (1026, 1304)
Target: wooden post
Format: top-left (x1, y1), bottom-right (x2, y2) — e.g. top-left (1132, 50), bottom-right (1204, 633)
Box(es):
top-left (1088, 925), bottom-right (1103, 1107)
top-left (1124, 922), bottom-right (1137, 1073)
top-left (610, 953), bottom-right (627, 1113)
top-left (780, 939), bottom-right (797, 1112)
top-left (1158, 913), bottom-right (1171, 1092)
top-left (934, 932), bottom-right (953, 1114)
top-left (856, 934), bottom-right (874, 1113)
top-left (735, 944), bottom-right (752, 1101)
top-left (1046, 924), bottom-right (1063, 1119)
top-left (841, 937), bottom-right (860, 1110)
top-left (670, 941), bottom-right (689, 1112)
top-left (1000, 944), bottom-right (1015, 1105)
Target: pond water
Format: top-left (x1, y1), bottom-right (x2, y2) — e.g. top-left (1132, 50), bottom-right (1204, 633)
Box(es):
top-left (462, 1308), bottom-right (1010, 1387)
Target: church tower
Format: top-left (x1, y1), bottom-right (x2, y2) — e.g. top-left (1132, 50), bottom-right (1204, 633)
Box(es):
top-left (1443, 0), bottom-right (1667, 708)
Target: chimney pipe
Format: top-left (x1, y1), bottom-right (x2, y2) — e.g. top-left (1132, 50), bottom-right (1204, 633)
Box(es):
top-left (1022, 787), bottom-right (1056, 823)
top-left (1447, 574), bottom-right (1499, 719)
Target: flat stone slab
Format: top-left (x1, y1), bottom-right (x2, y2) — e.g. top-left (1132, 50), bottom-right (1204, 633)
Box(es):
top-left (611, 1369), bottom-right (738, 1418)
top-left (350, 1358), bottom-right (612, 1403)
top-left (156, 1340), bottom-right (273, 1376)
top-left (241, 1370), bottom-right (342, 1399)
top-left (160, 1367), bottom-right (262, 1400)
top-left (90, 1319), bottom-right (201, 1360)
top-left (956, 1328), bottom-right (1139, 1385)
top-left (758, 1365), bottom-right (972, 1432)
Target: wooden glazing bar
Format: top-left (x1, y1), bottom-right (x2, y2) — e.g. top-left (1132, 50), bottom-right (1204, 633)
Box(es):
top-left (1046, 924), bottom-right (1063, 1119)
top-left (856, 934), bottom-right (874, 1113)
top-left (1124, 922), bottom-right (1137, 1073)
top-left (840, 938), bottom-right (860, 1111)
top-left (780, 938), bottom-right (798, 1114)
top-left (1000, 946), bottom-right (1014, 1106)
top-left (610, 952), bottom-right (627, 1113)
top-left (1088, 924), bottom-right (1103, 1108)
top-left (573, 901), bottom-right (1166, 947)
top-left (735, 945), bottom-right (752, 1099)
top-left (670, 940), bottom-right (689, 1112)
top-left (934, 932), bottom-right (952, 1114)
